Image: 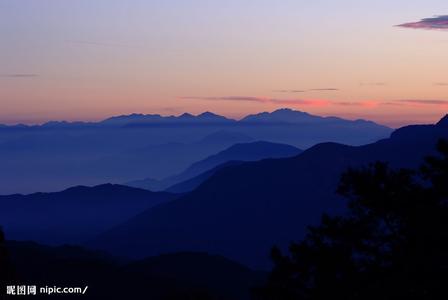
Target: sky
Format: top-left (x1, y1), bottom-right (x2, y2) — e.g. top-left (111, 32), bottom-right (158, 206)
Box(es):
top-left (1, 0), bottom-right (447, 127)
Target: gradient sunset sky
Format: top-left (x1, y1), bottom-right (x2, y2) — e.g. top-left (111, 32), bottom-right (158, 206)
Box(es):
top-left (1, 0), bottom-right (447, 127)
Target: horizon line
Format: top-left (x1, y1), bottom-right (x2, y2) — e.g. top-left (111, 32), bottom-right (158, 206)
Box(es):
top-left (0, 108), bottom-right (446, 129)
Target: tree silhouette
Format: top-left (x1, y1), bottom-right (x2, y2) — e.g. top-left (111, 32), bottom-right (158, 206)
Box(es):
top-left (0, 228), bottom-right (15, 288)
top-left (257, 140), bottom-right (448, 300)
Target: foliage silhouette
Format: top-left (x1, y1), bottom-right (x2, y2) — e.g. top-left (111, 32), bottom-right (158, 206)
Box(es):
top-left (0, 228), bottom-right (15, 291)
top-left (257, 140), bottom-right (448, 300)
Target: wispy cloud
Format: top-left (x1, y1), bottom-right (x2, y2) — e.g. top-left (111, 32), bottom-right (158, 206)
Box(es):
top-left (360, 82), bottom-right (387, 87)
top-left (181, 96), bottom-right (265, 102)
top-left (273, 88), bottom-right (339, 93)
top-left (309, 88), bottom-right (340, 91)
top-left (397, 15), bottom-right (448, 31)
top-left (434, 82), bottom-right (448, 86)
top-left (398, 99), bottom-right (448, 105)
top-left (182, 96), bottom-right (448, 108)
top-left (181, 96), bottom-right (328, 106)
top-left (334, 102), bottom-right (365, 106)
top-left (380, 102), bottom-right (406, 106)
top-left (334, 101), bottom-right (379, 108)
top-left (273, 90), bottom-right (306, 93)
top-left (269, 99), bottom-right (329, 106)
top-left (0, 74), bottom-right (38, 78)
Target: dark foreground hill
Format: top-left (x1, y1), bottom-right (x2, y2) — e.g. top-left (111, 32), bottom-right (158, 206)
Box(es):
top-left (90, 115), bottom-right (448, 269)
top-left (127, 141), bottom-right (302, 192)
top-left (0, 184), bottom-right (177, 245)
top-left (3, 239), bottom-right (264, 300)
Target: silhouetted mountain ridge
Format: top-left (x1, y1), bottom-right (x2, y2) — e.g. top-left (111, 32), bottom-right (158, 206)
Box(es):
top-left (0, 109), bottom-right (393, 194)
top-left (437, 114), bottom-right (448, 126)
top-left (0, 109), bottom-right (389, 128)
top-left (0, 184), bottom-right (178, 245)
top-left (102, 111), bottom-right (235, 125)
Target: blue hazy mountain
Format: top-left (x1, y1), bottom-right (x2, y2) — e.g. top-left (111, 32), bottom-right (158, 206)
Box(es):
top-left (0, 129), bottom-right (254, 194)
top-left (126, 141), bottom-right (302, 192)
top-left (0, 109), bottom-right (391, 194)
top-left (89, 115), bottom-right (448, 269)
top-left (0, 184), bottom-right (178, 245)
top-left (84, 130), bottom-right (254, 184)
top-left (197, 130), bottom-right (253, 144)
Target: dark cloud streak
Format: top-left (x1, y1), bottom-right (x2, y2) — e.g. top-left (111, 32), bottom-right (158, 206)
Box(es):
top-left (397, 15), bottom-right (448, 31)
top-left (274, 88), bottom-right (339, 93)
top-left (181, 96), bottom-right (265, 102)
top-left (1, 74), bottom-right (38, 78)
top-left (273, 90), bottom-right (306, 93)
top-left (399, 99), bottom-right (448, 105)
top-left (309, 88), bottom-right (340, 91)
top-left (334, 102), bottom-right (364, 106)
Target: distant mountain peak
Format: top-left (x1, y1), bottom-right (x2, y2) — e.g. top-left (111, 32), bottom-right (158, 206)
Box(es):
top-left (199, 111), bottom-right (216, 116)
top-left (197, 111), bottom-right (231, 120)
top-left (437, 114), bottom-right (448, 127)
top-left (179, 113), bottom-right (194, 118)
top-left (101, 111), bottom-right (234, 125)
top-left (273, 108), bottom-right (293, 113)
top-left (241, 108), bottom-right (318, 123)
top-left (272, 108), bottom-right (308, 115)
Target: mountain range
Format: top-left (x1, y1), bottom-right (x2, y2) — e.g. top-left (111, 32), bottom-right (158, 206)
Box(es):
top-left (102, 111), bottom-right (235, 126)
top-left (89, 115), bottom-right (448, 269)
top-left (0, 109), bottom-right (392, 194)
top-left (0, 109), bottom-right (386, 129)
